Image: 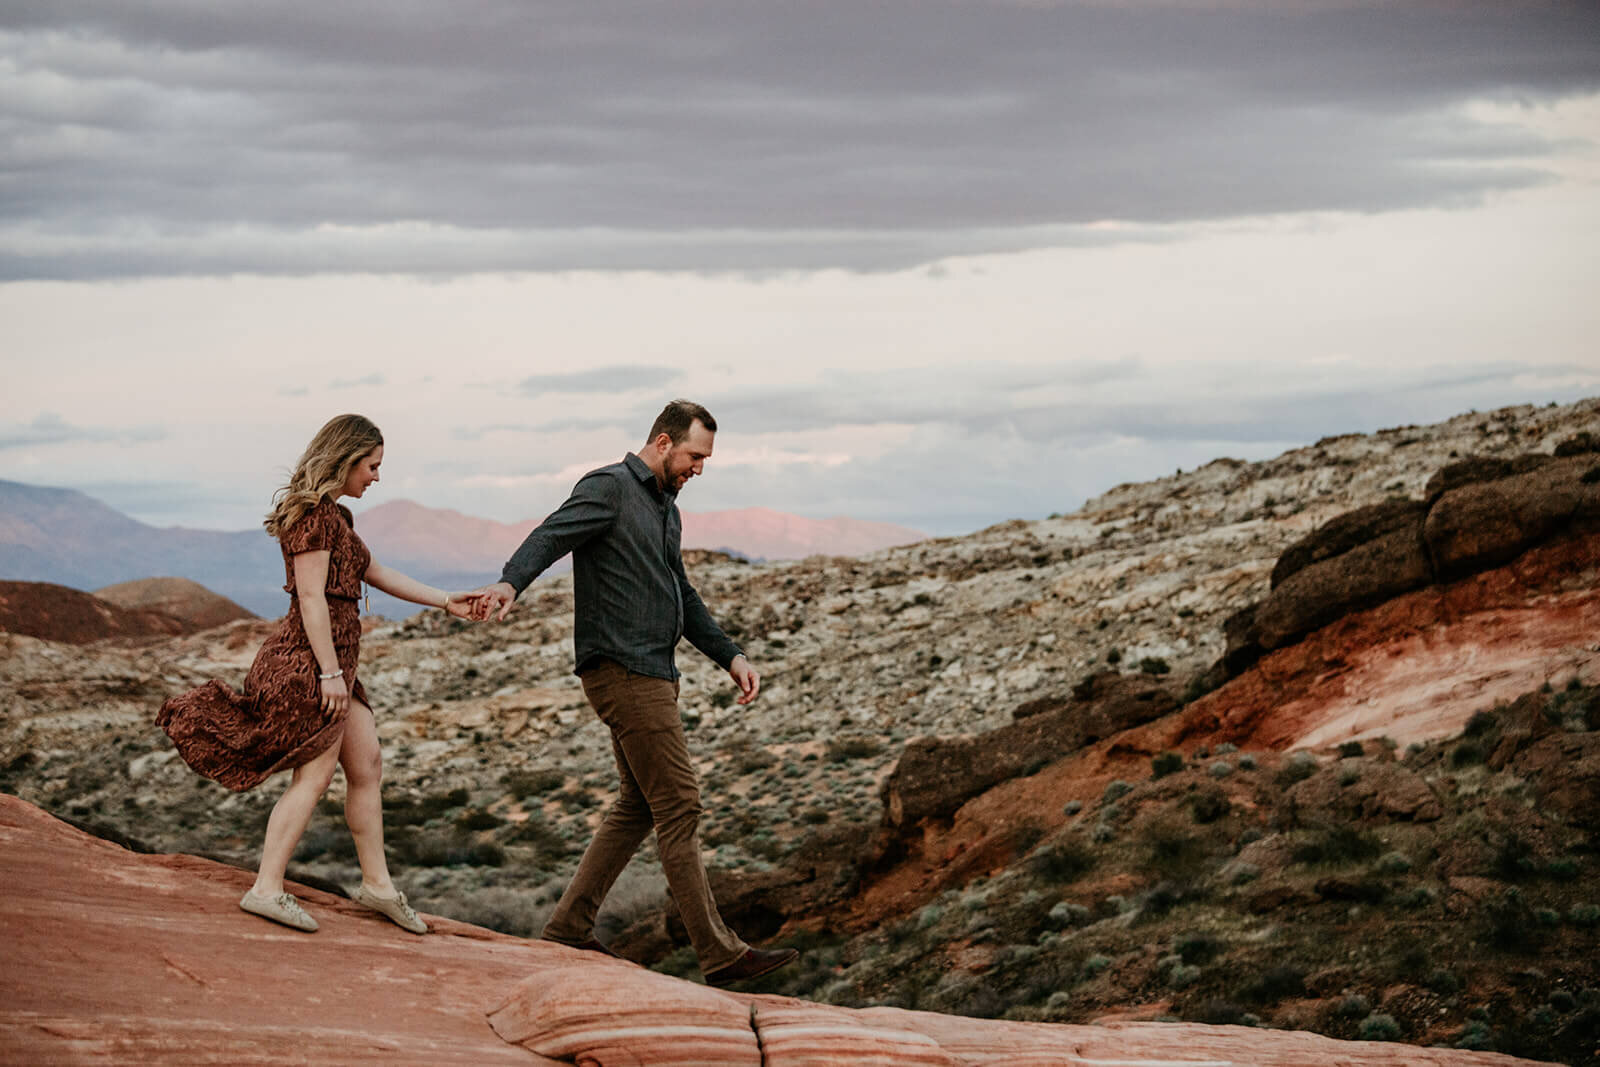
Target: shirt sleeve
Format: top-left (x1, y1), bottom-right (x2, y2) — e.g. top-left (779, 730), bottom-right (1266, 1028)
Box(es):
top-left (500, 470), bottom-right (620, 594)
top-left (279, 498), bottom-right (333, 556)
top-left (673, 553), bottom-right (744, 670)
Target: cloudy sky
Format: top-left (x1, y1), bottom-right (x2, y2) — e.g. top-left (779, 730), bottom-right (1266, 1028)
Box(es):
top-left (4, 0), bottom-right (1598, 536)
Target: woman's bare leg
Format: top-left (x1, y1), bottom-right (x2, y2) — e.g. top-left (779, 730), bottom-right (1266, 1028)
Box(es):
top-left (251, 735), bottom-right (343, 898)
top-left (339, 699), bottom-right (395, 895)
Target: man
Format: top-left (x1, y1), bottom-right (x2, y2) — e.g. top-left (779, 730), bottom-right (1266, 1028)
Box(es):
top-left (476, 399), bottom-right (798, 987)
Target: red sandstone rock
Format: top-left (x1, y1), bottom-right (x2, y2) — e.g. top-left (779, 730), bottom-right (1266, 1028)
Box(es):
top-left (0, 579), bottom-right (184, 644)
top-left (0, 795), bottom-right (1554, 1065)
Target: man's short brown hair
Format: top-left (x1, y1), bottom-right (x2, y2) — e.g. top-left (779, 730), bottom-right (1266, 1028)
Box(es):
top-left (647, 399), bottom-right (717, 445)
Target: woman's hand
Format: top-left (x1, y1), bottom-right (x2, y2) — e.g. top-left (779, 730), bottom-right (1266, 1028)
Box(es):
top-left (445, 592), bottom-right (489, 620)
top-left (319, 673), bottom-right (350, 716)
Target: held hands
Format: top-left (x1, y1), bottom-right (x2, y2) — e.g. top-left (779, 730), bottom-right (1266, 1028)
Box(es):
top-left (729, 655), bottom-right (761, 705)
top-left (468, 581), bottom-right (517, 621)
top-left (444, 591), bottom-right (492, 621)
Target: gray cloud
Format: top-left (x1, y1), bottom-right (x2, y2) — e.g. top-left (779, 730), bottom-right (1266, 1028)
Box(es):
top-left (0, 413), bottom-right (164, 450)
top-left (517, 364), bottom-right (683, 396)
top-left (2, 1), bottom-right (1596, 279)
top-left (330, 373), bottom-right (386, 389)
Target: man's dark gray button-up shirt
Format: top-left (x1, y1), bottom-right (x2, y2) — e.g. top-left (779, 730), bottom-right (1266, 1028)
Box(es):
top-left (499, 452), bottom-right (743, 681)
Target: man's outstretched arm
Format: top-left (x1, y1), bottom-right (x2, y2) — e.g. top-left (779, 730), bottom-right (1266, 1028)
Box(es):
top-left (476, 472), bottom-right (619, 621)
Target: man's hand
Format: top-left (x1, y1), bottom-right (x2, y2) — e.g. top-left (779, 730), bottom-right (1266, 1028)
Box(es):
top-left (729, 654), bottom-right (760, 705)
top-left (474, 581), bottom-right (518, 621)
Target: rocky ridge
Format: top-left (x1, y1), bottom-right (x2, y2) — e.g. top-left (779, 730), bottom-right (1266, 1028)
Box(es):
top-left (0, 794), bottom-right (1553, 1065)
top-left (1, 396), bottom-right (1597, 1062)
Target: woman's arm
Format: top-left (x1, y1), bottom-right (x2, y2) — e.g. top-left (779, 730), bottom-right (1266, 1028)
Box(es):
top-left (364, 560), bottom-right (483, 617)
top-left (292, 550), bottom-right (350, 715)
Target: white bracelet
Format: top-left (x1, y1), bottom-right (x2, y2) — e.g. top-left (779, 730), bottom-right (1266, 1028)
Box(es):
top-left (318, 669), bottom-right (342, 680)
top-left (441, 593), bottom-right (451, 610)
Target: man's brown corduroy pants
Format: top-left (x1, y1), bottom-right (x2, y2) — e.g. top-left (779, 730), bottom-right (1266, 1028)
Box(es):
top-left (542, 658), bottom-right (747, 971)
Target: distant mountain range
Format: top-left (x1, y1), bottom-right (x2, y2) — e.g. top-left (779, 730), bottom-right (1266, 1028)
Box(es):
top-left (0, 480), bottom-right (925, 618)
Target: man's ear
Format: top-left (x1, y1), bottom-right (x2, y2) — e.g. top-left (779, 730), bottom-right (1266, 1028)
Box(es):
top-left (649, 432), bottom-right (672, 454)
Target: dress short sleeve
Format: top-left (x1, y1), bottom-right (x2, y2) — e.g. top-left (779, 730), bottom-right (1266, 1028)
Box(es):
top-left (279, 498), bottom-right (335, 556)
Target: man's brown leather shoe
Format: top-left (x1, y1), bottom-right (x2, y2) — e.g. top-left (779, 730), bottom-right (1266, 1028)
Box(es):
top-left (542, 934), bottom-right (620, 959)
top-left (704, 946), bottom-right (799, 987)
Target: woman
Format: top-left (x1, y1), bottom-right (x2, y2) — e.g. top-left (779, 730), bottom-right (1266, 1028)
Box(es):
top-left (158, 414), bottom-right (485, 934)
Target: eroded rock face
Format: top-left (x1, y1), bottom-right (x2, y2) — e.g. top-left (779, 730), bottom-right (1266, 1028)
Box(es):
top-left (1232, 447), bottom-right (1600, 659)
top-left (882, 673), bottom-right (1178, 828)
top-left (1, 795), bottom-right (1552, 1066)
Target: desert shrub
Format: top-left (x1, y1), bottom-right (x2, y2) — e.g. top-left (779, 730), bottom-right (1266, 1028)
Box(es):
top-left (1536, 908), bottom-right (1561, 927)
top-left (1358, 1013), bottom-right (1402, 1041)
top-left (1082, 954), bottom-right (1112, 978)
top-left (1189, 786), bottom-right (1230, 824)
top-left (826, 736), bottom-right (881, 762)
top-left (1291, 825), bottom-right (1381, 866)
top-left (1047, 901), bottom-right (1091, 928)
top-left (1454, 1021), bottom-right (1495, 1050)
top-left (1169, 964), bottom-right (1201, 989)
top-left (1276, 752), bottom-right (1318, 786)
top-left (801, 807), bottom-right (831, 825)
top-left (1427, 969), bottom-right (1462, 995)
top-left (1103, 779), bottom-right (1134, 802)
top-left (1030, 839), bottom-right (1096, 883)
top-left (1175, 932), bottom-right (1224, 965)
top-left (1336, 994), bottom-right (1373, 1018)
top-left (1338, 766), bottom-right (1361, 786)
top-left (1463, 709), bottom-right (1499, 737)
top-left (1549, 990), bottom-right (1577, 1013)
top-left (1091, 822), bottom-right (1116, 844)
top-left (1338, 741), bottom-right (1365, 759)
top-left (504, 813), bottom-right (568, 857)
top-left (429, 886), bottom-right (547, 937)
top-left (456, 808), bottom-right (503, 831)
top-left (393, 827), bottom-right (504, 868)
top-left (1450, 740), bottom-right (1486, 768)
top-left (1214, 742), bottom-right (1238, 755)
top-left (504, 768), bottom-right (564, 798)
top-left (1063, 799), bottom-right (1083, 816)
top-left (729, 746), bottom-right (778, 774)
top-left (1138, 657), bottom-right (1170, 676)
top-left (1191, 999), bottom-right (1248, 1025)
top-left (292, 825), bottom-right (357, 863)
top-left (1375, 850), bottom-right (1413, 875)
top-left (1397, 886), bottom-right (1437, 909)
top-left (383, 787), bottom-right (471, 827)
top-left (1138, 882), bottom-right (1185, 918)
top-left (1544, 857), bottom-right (1579, 881)
top-left (1209, 761), bottom-right (1234, 779)
top-left (1151, 751), bottom-right (1184, 779)
top-left (1142, 816), bottom-right (1206, 878)
top-left (1237, 964), bottom-right (1306, 1005)
top-left (1228, 862), bottom-right (1260, 886)
top-left (1482, 889), bottom-right (1537, 949)
top-left (1237, 753), bottom-right (1257, 771)
top-left (1106, 648), bottom-right (1122, 665)
top-left (1569, 904), bottom-right (1600, 928)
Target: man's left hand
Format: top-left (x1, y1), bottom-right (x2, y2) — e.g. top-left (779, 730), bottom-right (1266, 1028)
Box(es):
top-left (729, 655), bottom-right (761, 705)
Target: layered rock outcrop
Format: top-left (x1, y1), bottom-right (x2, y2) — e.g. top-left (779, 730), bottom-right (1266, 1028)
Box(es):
top-left (0, 795), bottom-right (1552, 1065)
top-left (1234, 443), bottom-right (1600, 662)
top-left (882, 672), bottom-right (1179, 828)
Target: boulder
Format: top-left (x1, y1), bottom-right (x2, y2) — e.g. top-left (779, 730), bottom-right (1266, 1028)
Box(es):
top-left (1255, 524), bottom-right (1432, 651)
top-left (882, 674), bottom-right (1178, 827)
top-left (1270, 499), bottom-right (1428, 589)
top-left (1424, 454), bottom-right (1600, 579)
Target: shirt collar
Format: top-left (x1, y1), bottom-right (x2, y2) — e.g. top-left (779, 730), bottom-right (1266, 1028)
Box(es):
top-left (623, 452), bottom-right (674, 499)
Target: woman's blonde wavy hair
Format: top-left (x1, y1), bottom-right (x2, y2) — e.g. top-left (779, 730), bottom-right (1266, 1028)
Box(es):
top-left (263, 414), bottom-right (383, 539)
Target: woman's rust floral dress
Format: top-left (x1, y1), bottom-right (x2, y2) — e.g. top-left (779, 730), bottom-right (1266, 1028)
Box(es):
top-left (157, 497), bottom-right (370, 791)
